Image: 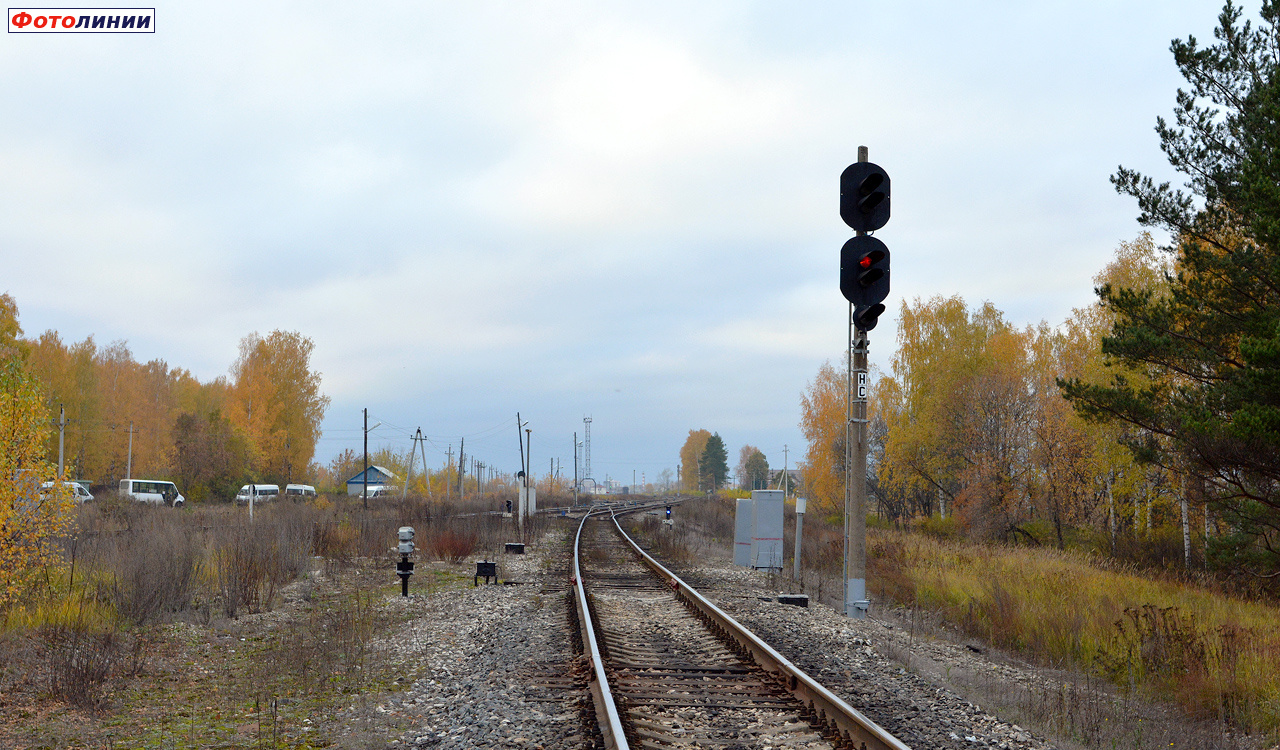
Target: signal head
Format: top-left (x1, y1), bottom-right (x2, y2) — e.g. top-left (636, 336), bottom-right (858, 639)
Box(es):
top-left (840, 162), bottom-right (891, 232)
top-left (839, 235), bottom-right (891, 330)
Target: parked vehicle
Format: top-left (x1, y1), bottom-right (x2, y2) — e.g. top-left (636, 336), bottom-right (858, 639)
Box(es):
top-left (119, 479), bottom-right (185, 507)
top-left (39, 480), bottom-right (94, 503)
top-left (284, 483), bottom-right (316, 499)
top-left (365, 485), bottom-right (398, 498)
top-left (235, 483), bottom-right (280, 505)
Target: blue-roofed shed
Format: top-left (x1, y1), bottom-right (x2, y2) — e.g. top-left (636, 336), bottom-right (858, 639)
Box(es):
top-left (346, 466), bottom-right (399, 495)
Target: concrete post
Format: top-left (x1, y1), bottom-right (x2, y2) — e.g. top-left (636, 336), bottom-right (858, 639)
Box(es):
top-left (843, 144), bottom-right (871, 620)
top-left (793, 497), bottom-right (806, 579)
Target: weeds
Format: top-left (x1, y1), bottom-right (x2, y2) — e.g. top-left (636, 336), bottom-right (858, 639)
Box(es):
top-left (637, 515), bottom-right (698, 564)
top-left (1, 490), bottom-right (530, 737)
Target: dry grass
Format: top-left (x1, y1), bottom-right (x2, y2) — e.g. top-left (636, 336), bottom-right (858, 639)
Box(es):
top-left (0, 488), bottom-right (540, 746)
top-left (635, 515), bottom-right (698, 564)
top-left (602, 496), bottom-right (1279, 747)
top-left (865, 528), bottom-right (1280, 734)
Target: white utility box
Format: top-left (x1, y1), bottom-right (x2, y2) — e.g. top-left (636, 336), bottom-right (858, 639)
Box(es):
top-left (519, 486), bottom-right (537, 517)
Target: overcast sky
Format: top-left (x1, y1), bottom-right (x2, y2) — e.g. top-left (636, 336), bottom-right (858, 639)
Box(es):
top-left (1, 1), bottom-right (1227, 484)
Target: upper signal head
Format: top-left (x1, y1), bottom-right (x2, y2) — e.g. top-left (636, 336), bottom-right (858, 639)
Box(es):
top-left (840, 162), bottom-right (890, 232)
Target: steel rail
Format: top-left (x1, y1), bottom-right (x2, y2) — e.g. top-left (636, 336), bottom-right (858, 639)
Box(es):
top-left (573, 509), bottom-right (630, 750)
top-left (609, 511), bottom-right (912, 750)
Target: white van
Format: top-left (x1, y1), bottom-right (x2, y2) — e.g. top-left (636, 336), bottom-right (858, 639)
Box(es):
top-left (284, 483), bottom-right (316, 499)
top-left (39, 481), bottom-right (94, 503)
top-left (119, 479), bottom-right (185, 507)
top-left (235, 484), bottom-right (279, 505)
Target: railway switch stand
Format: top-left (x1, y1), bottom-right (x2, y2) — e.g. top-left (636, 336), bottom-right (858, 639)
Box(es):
top-left (396, 526), bottom-right (415, 597)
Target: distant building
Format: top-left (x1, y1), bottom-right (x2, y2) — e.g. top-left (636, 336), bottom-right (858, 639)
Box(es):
top-left (766, 468), bottom-right (803, 492)
top-left (346, 466), bottom-right (399, 496)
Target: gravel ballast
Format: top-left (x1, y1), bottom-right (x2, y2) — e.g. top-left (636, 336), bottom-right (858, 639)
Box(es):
top-left (381, 535), bottom-right (595, 749)
top-left (379, 521), bottom-right (1053, 749)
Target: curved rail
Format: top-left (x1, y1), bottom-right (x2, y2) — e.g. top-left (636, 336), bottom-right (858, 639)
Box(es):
top-left (609, 511), bottom-right (912, 750)
top-left (572, 509), bottom-right (630, 750)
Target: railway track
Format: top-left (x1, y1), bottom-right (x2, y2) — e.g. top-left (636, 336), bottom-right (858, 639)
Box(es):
top-left (572, 508), bottom-right (910, 750)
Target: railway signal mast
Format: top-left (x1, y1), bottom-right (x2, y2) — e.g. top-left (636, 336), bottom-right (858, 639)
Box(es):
top-left (839, 147), bottom-right (891, 619)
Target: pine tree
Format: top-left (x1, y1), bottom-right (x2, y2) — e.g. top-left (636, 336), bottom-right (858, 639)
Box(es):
top-left (1061, 1), bottom-right (1280, 578)
top-left (698, 433), bottom-right (729, 491)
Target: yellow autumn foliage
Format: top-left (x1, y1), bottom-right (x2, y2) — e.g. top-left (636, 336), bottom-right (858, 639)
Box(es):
top-left (0, 356), bottom-right (76, 610)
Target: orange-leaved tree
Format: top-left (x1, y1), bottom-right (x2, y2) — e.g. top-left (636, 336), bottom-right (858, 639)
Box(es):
top-left (799, 361), bottom-right (846, 517)
top-left (678, 429), bottom-right (711, 491)
top-left (230, 331), bottom-right (329, 484)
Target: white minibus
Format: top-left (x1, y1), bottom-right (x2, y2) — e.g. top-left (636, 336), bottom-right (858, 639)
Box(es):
top-left (284, 484), bottom-right (317, 499)
top-left (119, 479), bottom-right (185, 507)
top-left (235, 484), bottom-right (280, 505)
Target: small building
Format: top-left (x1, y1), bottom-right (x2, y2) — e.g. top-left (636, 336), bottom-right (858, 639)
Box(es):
top-left (346, 466), bottom-right (399, 496)
top-left (766, 468), bottom-right (803, 492)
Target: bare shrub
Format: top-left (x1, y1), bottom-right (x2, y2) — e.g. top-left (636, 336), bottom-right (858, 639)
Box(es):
top-left (216, 522), bottom-right (269, 618)
top-left (427, 529), bottom-right (478, 563)
top-left (106, 512), bottom-right (203, 626)
top-left (41, 622), bottom-right (141, 709)
top-left (805, 524), bottom-right (845, 575)
top-left (982, 578), bottom-right (1021, 650)
top-left (265, 502), bottom-right (316, 582)
top-left (15, 599), bottom-right (146, 710)
top-left (681, 494), bottom-right (735, 545)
